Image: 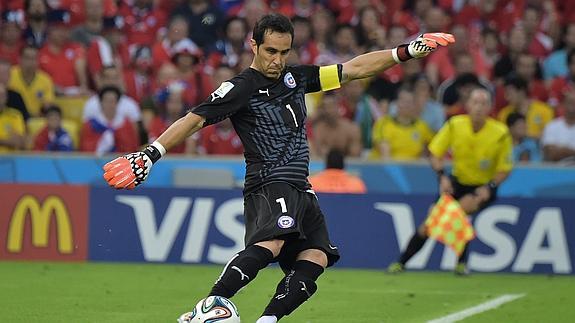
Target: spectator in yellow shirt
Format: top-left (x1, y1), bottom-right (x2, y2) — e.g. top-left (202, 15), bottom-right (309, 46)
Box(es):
top-left (8, 45), bottom-right (55, 117)
top-left (497, 76), bottom-right (553, 139)
top-left (388, 88), bottom-right (513, 275)
top-left (371, 86), bottom-right (434, 160)
top-left (0, 83), bottom-right (26, 152)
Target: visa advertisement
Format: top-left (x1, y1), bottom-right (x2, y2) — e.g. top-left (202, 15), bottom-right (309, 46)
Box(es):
top-left (89, 187), bottom-right (574, 275)
top-left (0, 184), bottom-right (89, 261)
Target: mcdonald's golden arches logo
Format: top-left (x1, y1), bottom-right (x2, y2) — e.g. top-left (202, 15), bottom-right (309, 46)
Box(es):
top-left (7, 195), bottom-right (73, 254)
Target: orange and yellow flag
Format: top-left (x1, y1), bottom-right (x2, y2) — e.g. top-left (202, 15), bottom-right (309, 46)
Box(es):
top-left (425, 194), bottom-right (475, 256)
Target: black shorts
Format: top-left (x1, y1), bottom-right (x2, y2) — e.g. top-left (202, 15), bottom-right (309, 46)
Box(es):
top-left (244, 182), bottom-right (340, 270)
top-left (450, 176), bottom-right (498, 211)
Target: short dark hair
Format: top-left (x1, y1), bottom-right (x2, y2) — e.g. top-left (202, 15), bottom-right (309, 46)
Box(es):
top-left (326, 149), bottom-right (345, 170)
top-left (252, 13), bottom-right (294, 46)
top-left (505, 76), bottom-right (529, 93)
top-left (43, 104), bottom-right (62, 117)
top-left (506, 112), bottom-right (525, 127)
top-left (98, 85), bottom-right (122, 102)
top-left (454, 72), bottom-right (480, 89)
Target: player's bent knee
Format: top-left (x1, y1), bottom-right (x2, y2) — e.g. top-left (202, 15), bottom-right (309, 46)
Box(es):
top-left (255, 239), bottom-right (285, 258)
top-left (296, 249), bottom-right (328, 268)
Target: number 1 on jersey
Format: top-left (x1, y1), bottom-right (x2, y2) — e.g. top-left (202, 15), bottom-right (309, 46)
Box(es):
top-left (285, 104), bottom-right (299, 127)
top-left (276, 197), bottom-right (288, 213)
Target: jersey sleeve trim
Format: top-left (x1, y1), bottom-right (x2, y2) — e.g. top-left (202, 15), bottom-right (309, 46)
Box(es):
top-left (319, 65), bottom-right (341, 91)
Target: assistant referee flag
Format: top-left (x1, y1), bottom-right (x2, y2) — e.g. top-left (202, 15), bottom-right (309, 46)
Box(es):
top-left (425, 194), bottom-right (475, 256)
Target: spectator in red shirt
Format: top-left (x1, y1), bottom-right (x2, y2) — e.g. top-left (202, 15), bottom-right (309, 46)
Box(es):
top-left (521, 5), bottom-right (558, 60)
top-left (149, 81), bottom-right (189, 153)
top-left (198, 119), bottom-right (243, 155)
top-left (119, 0), bottom-right (167, 48)
top-left (33, 104), bottom-right (74, 151)
top-left (87, 15), bottom-right (130, 90)
top-left (123, 45), bottom-right (153, 104)
top-left (172, 43), bottom-right (213, 106)
top-left (80, 86), bottom-right (138, 155)
top-left (426, 24), bottom-right (489, 87)
top-left (290, 16), bottom-right (319, 65)
top-left (39, 9), bottom-right (89, 96)
top-left (70, 0), bottom-right (104, 48)
top-left (1, 1), bottom-right (24, 11)
top-left (58, 0), bottom-right (117, 27)
top-left (0, 10), bottom-right (24, 64)
top-left (454, 0), bottom-right (523, 34)
top-left (150, 15), bottom-right (199, 74)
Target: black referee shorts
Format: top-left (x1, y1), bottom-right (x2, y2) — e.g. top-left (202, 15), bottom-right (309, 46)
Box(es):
top-left (243, 182), bottom-right (340, 270)
top-left (450, 176), bottom-right (498, 212)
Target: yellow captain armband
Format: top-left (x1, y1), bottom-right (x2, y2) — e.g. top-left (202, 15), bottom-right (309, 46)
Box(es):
top-left (319, 65), bottom-right (341, 91)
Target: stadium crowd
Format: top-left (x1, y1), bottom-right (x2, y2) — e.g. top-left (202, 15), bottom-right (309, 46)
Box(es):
top-left (1, 0), bottom-right (575, 164)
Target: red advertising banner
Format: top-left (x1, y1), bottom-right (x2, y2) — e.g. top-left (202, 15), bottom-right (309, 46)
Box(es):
top-left (0, 184), bottom-right (89, 261)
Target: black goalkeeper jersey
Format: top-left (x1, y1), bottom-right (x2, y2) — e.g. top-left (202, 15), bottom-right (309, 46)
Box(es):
top-left (192, 65), bottom-right (337, 195)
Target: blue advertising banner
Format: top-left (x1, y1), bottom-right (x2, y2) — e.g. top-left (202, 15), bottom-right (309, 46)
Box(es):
top-left (89, 187), bottom-right (574, 274)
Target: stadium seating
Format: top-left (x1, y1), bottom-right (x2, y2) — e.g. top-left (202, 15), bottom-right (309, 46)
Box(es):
top-left (54, 96), bottom-right (89, 125)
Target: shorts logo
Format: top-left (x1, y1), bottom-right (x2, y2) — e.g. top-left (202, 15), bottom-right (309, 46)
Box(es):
top-left (277, 215), bottom-right (295, 229)
top-left (284, 72), bottom-right (296, 88)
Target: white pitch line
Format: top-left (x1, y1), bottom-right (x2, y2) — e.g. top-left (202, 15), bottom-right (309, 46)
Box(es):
top-left (427, 293), bottom-right (526, 323)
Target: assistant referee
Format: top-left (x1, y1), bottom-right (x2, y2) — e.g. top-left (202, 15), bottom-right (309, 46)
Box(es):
top-left (388, 87), bottom-right (513, 275)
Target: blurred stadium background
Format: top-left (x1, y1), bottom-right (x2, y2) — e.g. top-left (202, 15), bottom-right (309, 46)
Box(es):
top-left (0, 0), bottom-right (574, 322)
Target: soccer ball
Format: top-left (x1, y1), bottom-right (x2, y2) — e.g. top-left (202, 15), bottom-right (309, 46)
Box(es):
top-left (177, 296), bottom-right (240, 322)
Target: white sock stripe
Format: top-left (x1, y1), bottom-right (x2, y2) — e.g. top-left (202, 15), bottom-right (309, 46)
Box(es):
top-left (215, 253), bottom-right (239, 284)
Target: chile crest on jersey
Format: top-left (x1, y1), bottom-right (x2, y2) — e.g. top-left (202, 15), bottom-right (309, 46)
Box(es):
top-left (284, 72), bottom-right (297, 88)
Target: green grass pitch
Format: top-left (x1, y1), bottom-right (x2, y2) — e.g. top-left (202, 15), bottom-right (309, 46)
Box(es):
top-left (0, 262), bottom-right (573, 322)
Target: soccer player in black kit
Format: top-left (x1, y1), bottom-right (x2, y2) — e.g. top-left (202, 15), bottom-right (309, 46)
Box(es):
top-left (103, 13), bottom-right (454, 322)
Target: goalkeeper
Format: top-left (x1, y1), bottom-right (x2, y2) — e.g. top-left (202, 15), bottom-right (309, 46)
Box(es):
top-left (388, 87), bottom-right (513, 276)
top-left (103, 13), bottom-right (454, 323)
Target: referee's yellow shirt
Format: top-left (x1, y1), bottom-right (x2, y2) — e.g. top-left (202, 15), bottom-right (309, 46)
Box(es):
top-left (428, 115), bottom-right (513, 186)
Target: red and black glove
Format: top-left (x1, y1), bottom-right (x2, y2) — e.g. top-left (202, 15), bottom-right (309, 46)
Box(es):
top-left (103, 142), bottom-right (165, 189)
top-left (392, 32), bottom-right (455, 63)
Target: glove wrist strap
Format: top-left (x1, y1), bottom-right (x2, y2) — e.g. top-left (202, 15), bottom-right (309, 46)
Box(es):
top-left (392, 44), bottom-right (413, 63)
top-left (143, 141), bottom-right (166, 164)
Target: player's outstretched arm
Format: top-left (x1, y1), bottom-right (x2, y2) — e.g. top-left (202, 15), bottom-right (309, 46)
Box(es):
top-left (340, 33), bottom-right (455, 83)
top-left (102, 112), bottom-right (206, 190)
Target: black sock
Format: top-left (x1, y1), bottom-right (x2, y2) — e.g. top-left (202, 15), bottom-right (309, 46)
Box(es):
top-left (209, 245), bottom-right (273, 298)
top-left (262, 260), bottom-right (324, 319)
top-left (399, 233), bottom-right (428, 265)
top-left (457, 242), bottom-right (470, 264)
